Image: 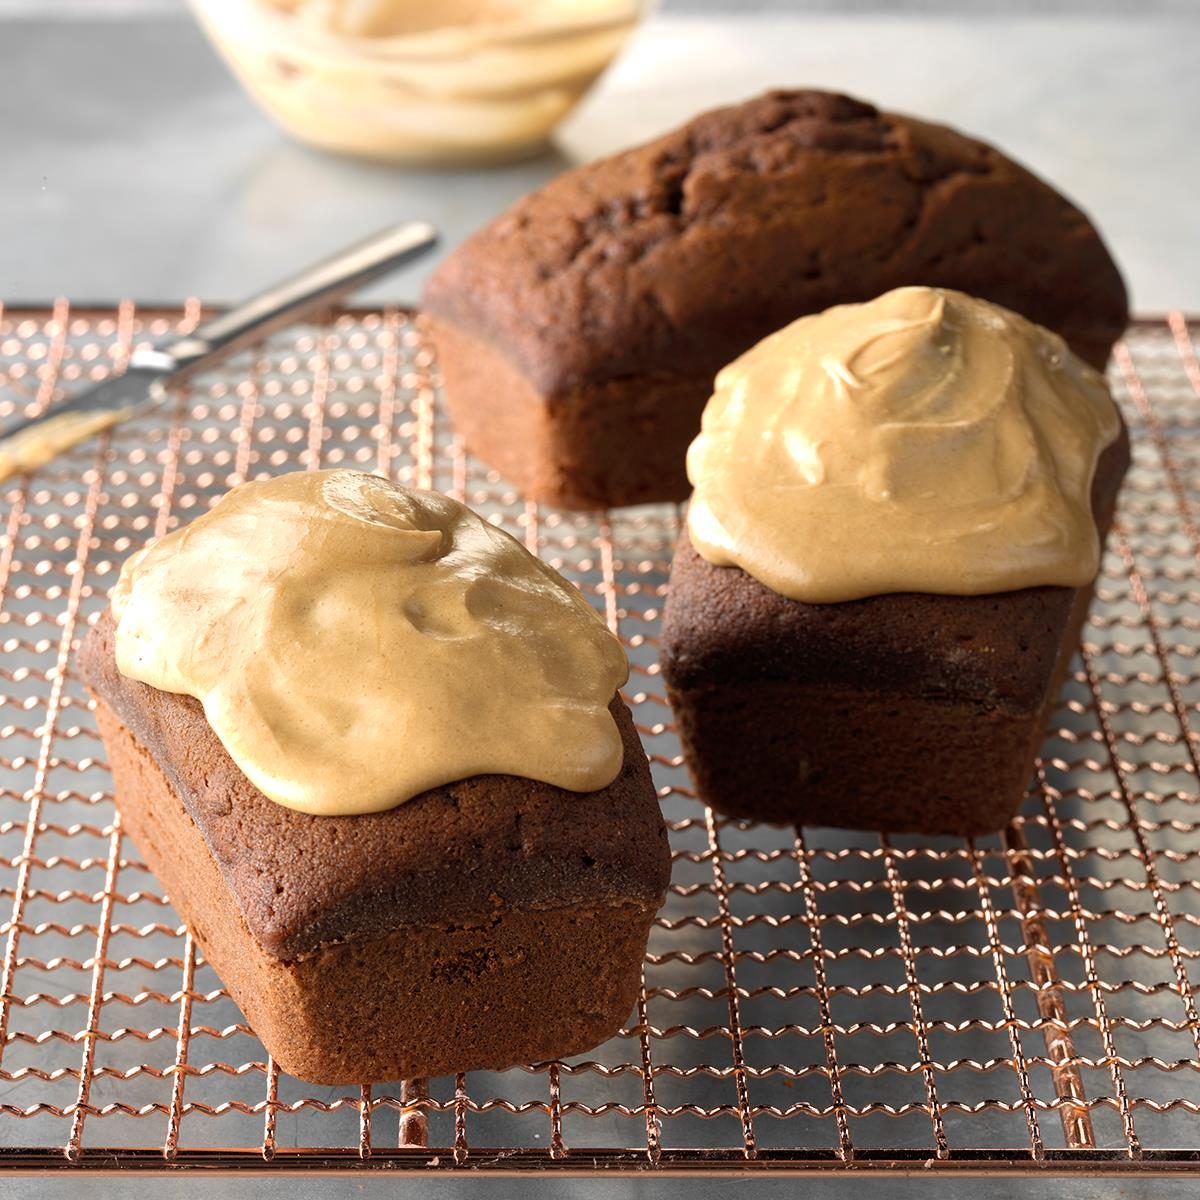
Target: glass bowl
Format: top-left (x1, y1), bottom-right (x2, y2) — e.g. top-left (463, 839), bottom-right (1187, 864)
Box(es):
top-left (188, 0), bottom-right (647, 165)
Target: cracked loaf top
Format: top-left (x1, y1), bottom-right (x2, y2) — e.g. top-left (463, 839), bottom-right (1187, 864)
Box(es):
top-left (422, 89), bottom-right (1128, 391)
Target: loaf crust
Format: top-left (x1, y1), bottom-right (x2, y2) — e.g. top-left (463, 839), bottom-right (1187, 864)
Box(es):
top-left (424, 89), bottom-right (1128, 509)
top-left (81, 614), bottom-right (670, 1082)
top-left (659, 428), bottom-right (1131, 835)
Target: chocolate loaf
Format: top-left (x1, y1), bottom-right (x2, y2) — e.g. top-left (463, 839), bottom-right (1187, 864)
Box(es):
top-left (81, 612), bottom-right (670, 1084)
top-left (659, 429), bottom-right (1130, 836)
top-left (423, 88), bottom-right (1128, 510)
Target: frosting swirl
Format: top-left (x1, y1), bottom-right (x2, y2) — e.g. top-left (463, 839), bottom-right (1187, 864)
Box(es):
top-left (111, 471), bottom-right (629, 815)
top-left (686, 287), bottom-right (1122, 603)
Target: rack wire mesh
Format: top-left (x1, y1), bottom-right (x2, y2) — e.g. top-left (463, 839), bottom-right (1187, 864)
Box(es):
top-left (0, 304), bottom-right (1197, 1176)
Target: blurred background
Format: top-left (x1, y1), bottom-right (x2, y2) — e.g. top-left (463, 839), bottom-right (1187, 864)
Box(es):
top-left (2, 0), bottom-right (1197, 310)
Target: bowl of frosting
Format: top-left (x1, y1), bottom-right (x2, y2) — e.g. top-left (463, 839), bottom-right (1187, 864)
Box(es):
top-left (189, 0), bottom-right (646, 165)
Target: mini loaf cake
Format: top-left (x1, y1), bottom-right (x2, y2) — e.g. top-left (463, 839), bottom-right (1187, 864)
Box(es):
top-left (80, 471), bottom-right (669, 1083)
top-left (422, 88), bottom-right (1128, 510)
top-left (660, 287), bottom-right (1130, 836)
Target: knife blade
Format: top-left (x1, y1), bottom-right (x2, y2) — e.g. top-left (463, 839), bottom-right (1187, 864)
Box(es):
top-left (0, 220), bottom-right (439, 482)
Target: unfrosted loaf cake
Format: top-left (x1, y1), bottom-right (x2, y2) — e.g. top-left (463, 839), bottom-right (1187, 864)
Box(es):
top-left (422, 89), bottom-right (1128, 510)
top-left (660, 288), bottom-right (1130, 835)
top-left (80, 472), bottom-right (670, 1083)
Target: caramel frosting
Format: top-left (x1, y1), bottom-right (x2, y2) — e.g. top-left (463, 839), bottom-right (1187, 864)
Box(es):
top-left (0, 406), bottom-right (133, 484)
top-left (687, 286), bottom-right (1122, 603)
top-left (111, 471), bottom-right (629, 815)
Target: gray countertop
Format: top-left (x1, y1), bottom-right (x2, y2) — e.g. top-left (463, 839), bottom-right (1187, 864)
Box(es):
top-left (5, 1174), bottom-right (1200, 1200)
top-left (2, 8), bottom-right (1198, 311)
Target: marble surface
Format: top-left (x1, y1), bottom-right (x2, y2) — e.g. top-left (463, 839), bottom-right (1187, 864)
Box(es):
top-left (1, 10), bottom-right (1198, 310)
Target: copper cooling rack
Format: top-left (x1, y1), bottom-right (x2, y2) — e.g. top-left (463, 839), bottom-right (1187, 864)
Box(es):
top-left (0, 304), bottom-right (1197, 1177)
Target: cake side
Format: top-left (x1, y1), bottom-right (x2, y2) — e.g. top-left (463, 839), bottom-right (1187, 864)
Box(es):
top-left (95, 697), bottom-right (657, 1083)
top-left (423, 88), bottom-right (1128, 394)
top-left (80, 610), bottom-right (670, 962)
top-left (426, 314), bottom-right (709, 509)
top-left (664, 578), bottom-right (1097, 833)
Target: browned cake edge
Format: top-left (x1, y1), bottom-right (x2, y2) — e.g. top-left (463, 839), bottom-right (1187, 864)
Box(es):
top-left (95, 698), bottom-right (657, 1083)
top-left (663, 573), bottom-right (1098, 834)
top-left (426, 314), bottom-right (705, 509)
top-left (79, 612), bottom-right (670, 960)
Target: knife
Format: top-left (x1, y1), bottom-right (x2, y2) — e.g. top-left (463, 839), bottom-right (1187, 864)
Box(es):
top-left (0, 221), bottom-right (439, 481)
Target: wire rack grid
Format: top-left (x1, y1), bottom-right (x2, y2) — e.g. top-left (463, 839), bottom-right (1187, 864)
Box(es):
top-left (0, 304), bottom-right (1197, 1176)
